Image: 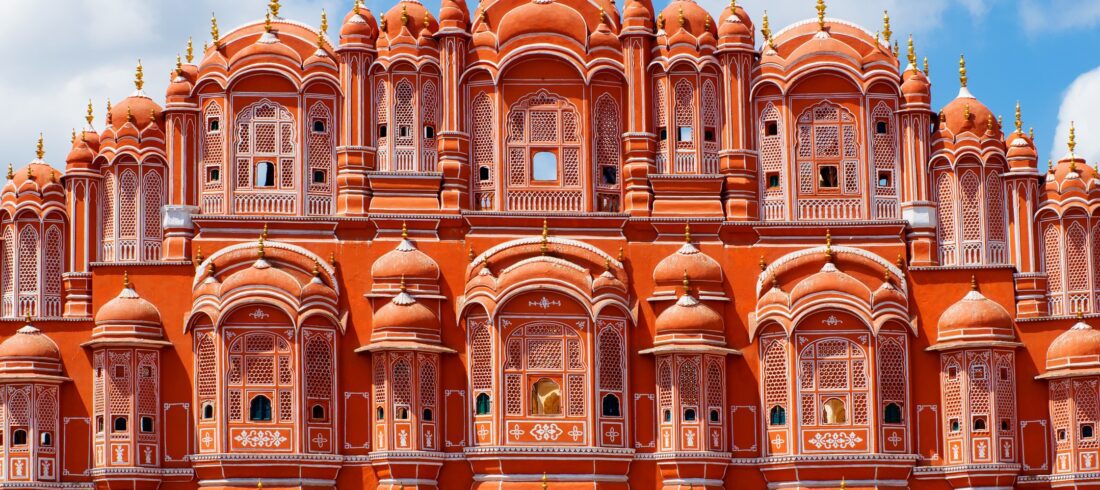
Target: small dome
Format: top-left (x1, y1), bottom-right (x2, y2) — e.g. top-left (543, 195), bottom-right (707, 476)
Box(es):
top-left (873, 279), bottom-right (907, 308)
top-left (936, 282), bottom-right (1015, 344)
top-left (220, 257), bottom-right (304, 298)
top-left (65, 138), bottom-right (96, 169)
top-left (757, 280), bottom-right (790, 310)
top-left (229, 32), bottom-right (303, 68)
top-left (593, 268), bottom-right (626, 292)
top-left (1006, 134), bottom-right (1038, 164)
top-left (789, 262), bottom-right (870, 306)
top-left (659, 0), bottom-right (715, 41)
top-left (371, 234), bottom-right (440, 283)
top-left (901, 68), bottom-right (930, 105)
top-left (439, 0), bottom-right (470, 28)
top-left (589, 19), bottom-right (620, 51)
top-left (110, 93), bottom-right (163, 133)
top-left (937, 88), bottom-right (998, 138)
top-left (653, 239), bottom-right (723, 287)
top-left (371, 289), bottom-right (440, 342)
top-left (497, 1), bottom-right (588, 48)
top-left (95, 280), bottom-right (162, 327)
top-left (717, 4), bottom-right (752, 41)
top-left (1046, 319), bottom-right (1100, 372)
top-left (622, 0), bottom-right (653, 27)
top-left (341, 5), bottom-right (378, 41)
top-left (381, 0), bottom-right (436, 40)
top-left (0, 324), bottom-right (61, 361)
top-left (654, 292), bottom-right (723, 336)
top-left (7, 161), bottom-right (62, 190)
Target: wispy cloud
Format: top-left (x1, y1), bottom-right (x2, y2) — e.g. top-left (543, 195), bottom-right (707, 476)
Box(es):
top-left (1050, 65), bottom-right (1100, 163)
top-left (1019, 0), bottom-right (1100, 34)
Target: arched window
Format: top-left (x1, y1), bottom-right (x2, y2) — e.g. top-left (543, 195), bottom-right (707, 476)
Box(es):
top-left (602, 394), bottom-right (621, 417)
top-left (141, 416), bottom-right (154, 433)
top-left (254, 161), bottom-right (275, 187)
top-left (475, 393), bottom-right (491, 415)
top-left (12, 429), bottom-right (27, 446)
top-left (884, 403), bottom-right (903, 424)
top-left (504, 90), bottom-right (582, 211)
top-left (113, 416), bottom-right (128, 432)
top-left (376, 406), bottom-right (385, 420)
top-left (40, 431), bottom-right (52, 446)
top-left (709, 409), bottom-right (720, 423)
top-left (769, 405), bottom-right (786, 426)
top-left (471, 93), bottom-right (496, 209)
top-left (311, 404), bottom-right (325, 421)
top-left (972, 416), bottom-right (987, 432)
top-left (937, 171), bottom-right (958, 265)
top-left (531, 378), bottom-right (562, 416)
top-left (250, 395), bottom-right (273, 421)
top-left (422, 408), bottom-right (433, 421)
top-left (822, 398), bottom-right (847, 424)
top-left (684, 408), bottom-right (697, 422)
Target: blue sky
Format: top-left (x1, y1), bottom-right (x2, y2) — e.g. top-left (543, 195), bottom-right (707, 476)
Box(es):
top-left (1, 0), bottom-right (1097, 170)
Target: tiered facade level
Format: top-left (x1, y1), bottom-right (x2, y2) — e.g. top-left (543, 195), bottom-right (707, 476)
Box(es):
top-left (2, 0), bottom-right (1100, 488)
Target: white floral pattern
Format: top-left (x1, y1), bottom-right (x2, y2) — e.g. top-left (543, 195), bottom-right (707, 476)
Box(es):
top-left (806, 431), bottom-right (863, 449)
top-left (234, 429), bottom-right (288, 448)
top-left (530, 423), bottom-right (563, 441)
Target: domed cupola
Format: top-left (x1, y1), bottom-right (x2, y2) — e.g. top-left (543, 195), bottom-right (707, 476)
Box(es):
top-left (658, 0), bottom-right (716, 52)
top-left (67, 102), bottom-right (101, 172)
top-left (369, 278), bottom-right (442, 346)
top-left (652, 225), bottom-right (724, 299)
top-left (1044, 122), bottom-right (1097, 196)
top-left (653, 275), bottom-right (724, 341)
top-left (378, 0), bottom-right (436, 51)
top-left (622, 0), bottom-right (653, 31)
top-left (340, 0), bottom-right (379, 46)
top-left (472, 9), bottom-right (497, 48)
top-left (3, 135), bottom-right (66, 210)
top-left (88, 272), bottom-right (166, 345)
top-left (717, 0), bottom-right (753, 45)
top-left (934, 55), bottom-right (1001, 143)
top-left (589, 10), bottom-right (621, 52)
top-left (0, 320), bottom-right (64, 378)
top-left (1041, 314), bottom-right (1100, 379)
top-left (438, 0), bottom-right (470, 30)
top-left (304, 11), bottom-right (339, 71)
top-left (100, 61), bottom-right (165, 156)
top-left (1004, 102), bottom-right (1038, 170)
top-left (228, 11), bottom-right (304, 70)
top-left (930, 277), bottom-right (1017, 349)
top-left (370, 223), bottom-right (441, 294)
top-left (167, 42), bottom-right (198, 103)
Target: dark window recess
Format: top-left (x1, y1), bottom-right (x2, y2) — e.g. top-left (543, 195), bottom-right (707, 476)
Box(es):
top-left (422, 409), bottom-right (433, 421)
top-left (40, 431), bottom-right (52, 446)
top-left (1001, 419), bottom-right (1011, 432)
top-left (113, 417), bottom-right (128, 432)
top-left (311, 405), bottom-right (325, 421)
top-left (398, 126), bottom-right (410, 138)
top-left (1058, 429), bottom-right (1068, 441)
top-left (819, 165), bottom-right (839, 188)
top-left (601, 166), bottom-right (618, 186)
top-left (769, 406), bottom-right (786, 426)
top-left (658, 127), bottom-right (668, 141)
top-left (602, 394), bottom-right (621, 417)
top-left (478, 166), bottom-right (491, 182)
top-left (378, 125), bottom-right (388, 138)
top-left (96, 416), bottom-right (105, 433)
top-left (663, 409), bottom-right (672, 422)
top-left (208, 167), bottom-right (221, 182)
top-left (249, 396), bottom-right (273, 422)
top-left (709, 409), bottom-right (720, 423)
top-left (767, 172), bottom-right (781, 188)
top-left (13, 429), bottom-right (27, 446)
top-left (202, 403), bottom-right (214, 420)
top-left (396, 407), bottom-right (409, 420)
top-left (141, 416), bottom-right (154, 433)
top-left (704, 128), bottom-right (716, 142)
top-left (313, 119), bottom-right (326, 132)
top-left (765, 121), bottom-right (779, 136)
top-left (475, 393), bottom-right (491, 415)
top-left (973, 417), bottom-right (987, 431)
top-left (1084, 424), bottom-right (1096, 439)
top-left (312, 170), bottom-right (326, 184)
top-left (878, 171), bottom-right (892, 187)
top-left (950, 418), bottom-right (961, 432)
top-left (684, 408), bottom-right (697, 422)
top-left (209, 119), bottom-right (220, 132)
top-left (424, 126), bottom-right (435, 139)
top-left (376, 406), bottom-right (385, 420)
top-left (876, 121), bottom-right (889, 134)
top-left (884, 403), bottom-right (903, 424)
top-left (255, 161), bottom-right (276, 187)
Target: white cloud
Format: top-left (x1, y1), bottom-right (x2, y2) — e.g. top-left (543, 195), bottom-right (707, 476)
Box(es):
top-left (0, 0), bottom-right (344, 170)
top-left (1019, 0), bottom-right (1100, 34)
top-left (1050, 65), bottom-right (1100, 163)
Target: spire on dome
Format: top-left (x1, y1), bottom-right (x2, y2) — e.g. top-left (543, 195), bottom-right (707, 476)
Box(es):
top-left (401, 5), bottom-right (409, 27)
top-left (401, 221), bottom-right (408, 239)
top-left (318, 9), bottom-right (329, 47)
top-left (7, 164), bottom-right (13, 180)
top-left (123, 270), bottom-right (131, 289)
top-left (824, 229), bottom-right (833, 262)
top-left (816, 0), bottom-right (826, 31)
top-left (682, 270), bottom-right (691, 295)
top-left (211, 12), bottom-right (221, 47)
top-left (906, 35), bottom-right (915, 66)
top-left (35, 133), bottom-right (44, 160)
top-left (958, 54), bottom-right (967, 88)
top-left (1015, 101), bottom-right (1022, 133)
top-left (85, 99), bottom-right (94, 126)
top-left (268, 0), bottom-right (281, 18)
top-left (882, 10), bottom-right (892, 45)
top-left (1069, 121), bottom-right (1077, 156)
top-left (106, 98), bottom-right (113, 125)
top-left (970, 274), bottom-right (978, 291)
top-left (257, 231), bottom-right (266, 259)
top-left (355, 0), bottom-right (363, 15)
top-left (540, 219), bottom-right (550, 255)
top-left (134, 59), bottom-right (144, 91)
top-left (264, 11), bottom-right (273, 33)
top-left (923, 57), bottom-right (929, 76)
top-left (684, 223), bottom-right (692, 243)
top-left (761, 11), bottom-right (774, 49)
top-left (186, 37), bottom-right (194, 63)
top-left (175, 54), bottom-right (183, 75)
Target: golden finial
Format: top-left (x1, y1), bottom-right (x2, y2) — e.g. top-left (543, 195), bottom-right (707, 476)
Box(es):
top-left (816, 0), bottom-right (826, 31)
top-left (760, 10), bottom-right (772, 46)
top-left (923, 57), bottom-right (929, 76)
top-left (329, 251), bottom-right (336, 266)
top-left (684, 223), bottom-right (692, 243)
top-left (35, 133), bottom-right (44, 160)
top-left (7, 164), bottom-right (13, 180)
top-left (682, 270), bottom-right (691, 295)
top-left (106, 98), bottom-right (113, 125)
top-left (704, 15), bottom-right (711, 31)
top-left (600, 7), bottom-right (607, 24)
top-left (380, 16), bottom-right (388, 32)
top-left (896, 253), bottom-right (905, 269)
top-left (401, 5), bottom-right (409, 26)
top-left (186, 37), bottom-right (194, 63)
top-left (71, 128), bottom-right (76, 143)
top-left (126, 105), bottom-right (133, 123)
top-left (257, 232), bottom-right (266, 259)
top-left (759, 255), bottom-right (766, 271)
top-left (894, 39), bottom-right (899, 55)
top-left (657, 12), bottom-right (665, 31)
top-left (176, 53), bottom-right (183, 74)
top-left (24, 314), bottom-right (31, 325)
top-left (1078, 308), bottom-right (1086, 320)
top-left (211, 12), bottom-right (220, 46)
top-left (883, 268), bottom-right (892, 284)
top-left (50, 170), bottom-right (56, 183)
top-left (1029, 127), bottom-right (1034, 140)
top-left (468, 247), bottom-right (475, 261)
top-left (730, 0), bottom-right (736, 9)
top-left (268, 0), bottom-right (281, 17)
top-left (261, 222), bottom-right (269, 240)
top-left (86, 99), bottom-right (95, 125)
top-left (970, 274), bottom-right (978, 291)
top-left (257, 482), bottom-right (263, 490)
top-left (541, 472), bottom-right (549, 490)
top-left (882, 10), bottom-right (892, 45)
top-left (987, 113), bottom-right (994, 132)
top-left (207, 261), bottom-right (216, 276)
top-left (873, 31), bottom-right (880, 46)
top-left (605, 257), bottom-right (612, 273)
top-left (958, 54), bottom-right (967, 88)
top-left (1068, 121), bottom-right (1077, 155)
top-left (399, 274), bottom-right (407, 292)
top-left (401, 221), bottom-right (408, 238)
top-left (264, 11), bottom-right (273, 33)
top-left (355, 0), bottom-right (363, 15)
top-left (678, 7), bottom-right (685, 27)
top-left (617, 247), bottom-right (624, 262)
top-left (196, 245), bottom-right (204, 264)
top-left (772, 276), bottom-right (779, 290)
top-left (963, 103), bottom-right (970, 121)
top-left (1015, 101), bottom-right (1022, 133)
top-left (480, 9), bottom-right (488, 24)
top-left (134, 59), bottom-right (144, 91)
top-left (840, 477), bottom-right (847, 490)
top-left (824, 229), bottom-right (833, 262)
top-left (540, 219), bottom-right (550, 255)
top-left (423, 10), bottom-right (430, 28)
top-left (123, 270), bottom-right (131, 289)
top-left (26, 166), bottom-right (34, 180)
